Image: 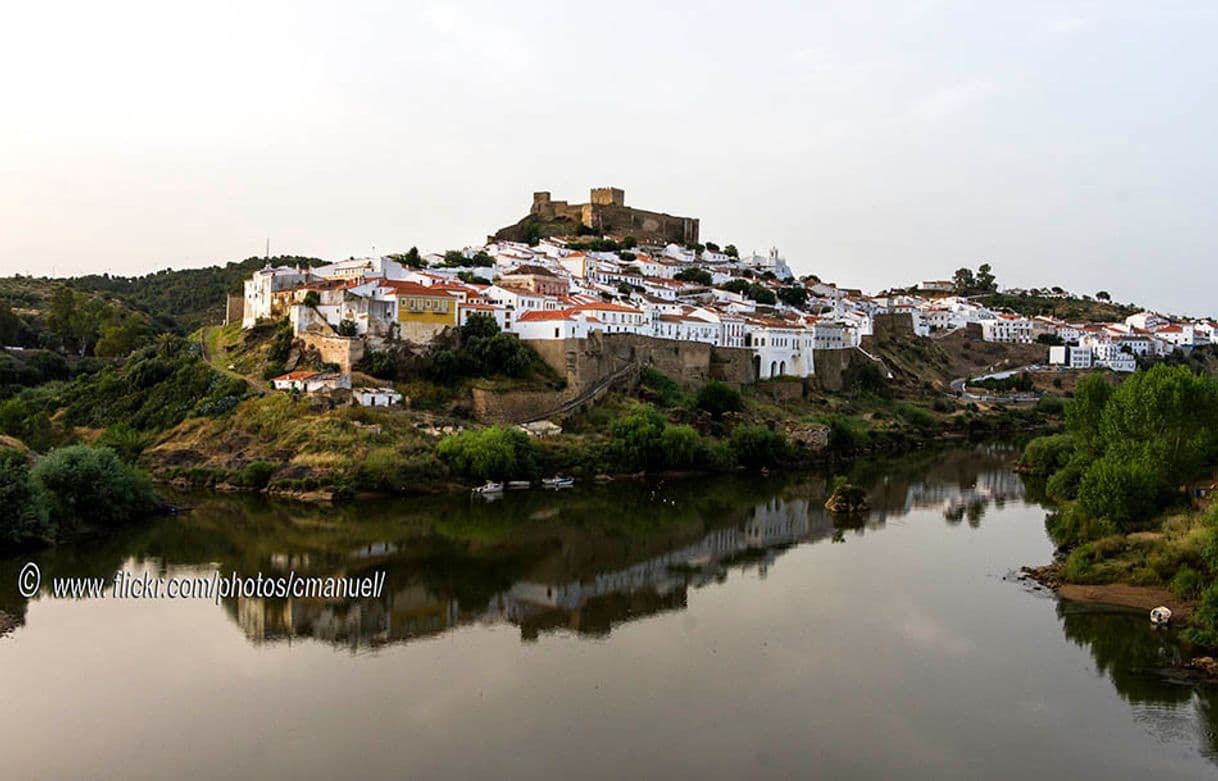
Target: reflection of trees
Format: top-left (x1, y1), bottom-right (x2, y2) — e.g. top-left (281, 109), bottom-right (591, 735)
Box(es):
top-left (1, 443), bottom-right (1033, 650)
top-left (1058, 602), bottom-right (1218, 763)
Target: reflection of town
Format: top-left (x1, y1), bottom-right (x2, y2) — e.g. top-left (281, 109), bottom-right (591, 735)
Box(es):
top-left (232, 444), bottom-right (1028, 649)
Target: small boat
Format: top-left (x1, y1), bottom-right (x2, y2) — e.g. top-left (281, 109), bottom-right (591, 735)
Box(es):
top-left (542, 476), bottom-right (574, 489)
top-left (472, 481), bottom-right (504, 496)
top-left (507, 480), bottom-right (531, 490)
top-left (1151, 606), bottom-right (1173, 626)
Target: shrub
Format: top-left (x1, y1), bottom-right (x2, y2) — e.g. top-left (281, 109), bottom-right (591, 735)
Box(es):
top-left (659, 424), bottom-right (701, 469)
top-left (640, 368), bottom-right (687, 408)
top-left (1184, 583), bottom-right (1218, 647)
top-left (1045, 459), bottom-right (1087, 502)
top-left (29, 445), bottom-right (157, 532)
top-left (356, 350), bottom-right (398, 380)
top-left (1171, 565), bottom-right (1204, 599)
top-left (1035, 394), bottom-right (1065, 416)
top-left (94, 423), bottom-right (151, 463)
top-left (437, 426), bottom-right (537, 480)
top-left (232, 460), bottom-right (276, 489)
top-left (353, 447), bottom-right (444, 492)
top-left (695, 381), bottom-right (743, 420)
top-left (728, 425), bottom-right (788, 470)
top-left (1021, 433), bottom-right (1076, 477)
top-left (896, 403), bottom-right (936, 430)
top-left (607, 405), bottom-right (668, 472)
top-left (0, 450), bottom-right (53, 547)
top-left (824, 415), bottom-right (868, 454)
top-left (841, 360), bottom-right (890, 399)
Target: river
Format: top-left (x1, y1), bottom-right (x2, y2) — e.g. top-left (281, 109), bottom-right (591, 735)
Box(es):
top-left (1, 444), bottom-right (1215, 779)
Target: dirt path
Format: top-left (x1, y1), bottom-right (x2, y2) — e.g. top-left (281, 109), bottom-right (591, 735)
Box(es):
top-left (199, 325), bottom-right (268, 394)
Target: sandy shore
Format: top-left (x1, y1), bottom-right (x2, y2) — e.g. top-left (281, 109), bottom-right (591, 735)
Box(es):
top-left (1022, 564), bottom-right (1194, 619)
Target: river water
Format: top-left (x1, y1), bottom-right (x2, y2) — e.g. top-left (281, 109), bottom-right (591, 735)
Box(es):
top-left (1, 444), bottom-right (1215, 779)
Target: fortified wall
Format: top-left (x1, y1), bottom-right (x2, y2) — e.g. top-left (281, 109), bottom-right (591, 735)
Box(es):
top-left (528, 187), bottom-right (699, 245)
top-left (528, 332), bottom-right (754, 391)
top-left (473, 333), bottom-right (754, 424)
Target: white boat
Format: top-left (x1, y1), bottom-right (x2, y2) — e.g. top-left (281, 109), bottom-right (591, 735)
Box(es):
top-left (1150, 606), bottom-right (1172, 626)
top-left (542, 476), bottom-right (574, 489)
top-left (507, 480), bottom-right (531, 490)
top-left (472, 481), bottom-right (504, 496)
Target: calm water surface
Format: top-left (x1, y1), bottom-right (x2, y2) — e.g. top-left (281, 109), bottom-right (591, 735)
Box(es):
top-left (2, 444), bottom-right (1216, 779)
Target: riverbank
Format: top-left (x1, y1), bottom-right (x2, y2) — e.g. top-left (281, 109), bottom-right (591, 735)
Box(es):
top-left (1022, 563), bottom-right (1195, 619)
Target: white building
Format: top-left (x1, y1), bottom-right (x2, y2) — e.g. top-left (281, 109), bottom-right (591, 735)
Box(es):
top-left (354, 387), bottom-right (403, 407)
top-left (979, 314), bottom-right (1033, 343)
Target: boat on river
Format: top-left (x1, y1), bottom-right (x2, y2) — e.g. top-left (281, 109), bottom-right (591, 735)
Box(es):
top-left (507, 481), bottom-right (531, 490)
top-left (542, 476), bottom-right (574, 489)
top-left (472, 481), bottom-right (504, 496)
top-left (1151, 606), bottom-right (1172, 626)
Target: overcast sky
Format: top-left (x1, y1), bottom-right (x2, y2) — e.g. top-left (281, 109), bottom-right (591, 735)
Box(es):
top-left (1, 1), bottom-right (1215, 314)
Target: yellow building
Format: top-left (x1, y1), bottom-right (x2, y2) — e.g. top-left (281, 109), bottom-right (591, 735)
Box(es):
top-left (383, 281), bottom-right (458, 341)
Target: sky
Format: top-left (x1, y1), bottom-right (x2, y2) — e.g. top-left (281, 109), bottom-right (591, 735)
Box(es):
top-left (1, 1), bottom-right (1215, 315)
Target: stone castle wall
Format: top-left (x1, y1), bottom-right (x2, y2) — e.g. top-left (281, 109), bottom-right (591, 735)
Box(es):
top-left (528, 189), bottom-right (699, 244)
top-left (526, 333), bottom-right (755, 391)
top-left (299, 332), bottom-right (365, 373)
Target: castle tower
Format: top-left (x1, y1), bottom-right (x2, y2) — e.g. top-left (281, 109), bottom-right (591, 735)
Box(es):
top-left (589, 187), bottom-right (625, 207)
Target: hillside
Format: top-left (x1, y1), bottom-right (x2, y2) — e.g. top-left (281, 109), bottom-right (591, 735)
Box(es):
top-left (64, 255), bottom-right (326, 334)
top-left (974, 292), bottom-right (1139, 323)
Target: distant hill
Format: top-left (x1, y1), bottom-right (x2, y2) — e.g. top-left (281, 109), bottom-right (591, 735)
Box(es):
top-left (63, 255), bottom-right (326, 334)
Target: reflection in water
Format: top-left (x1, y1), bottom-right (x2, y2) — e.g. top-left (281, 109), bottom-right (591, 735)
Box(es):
top-left (5, 441), bottom-right (1218, 777)
top-left (1058, 602), bottom-right (1218, 762)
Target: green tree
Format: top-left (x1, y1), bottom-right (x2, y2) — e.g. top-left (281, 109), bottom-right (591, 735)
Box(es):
top-left (976, 263), bottom-right (996, 293)
top-left (695, 381), bottom-right (743, 420)
top-left (94, 424), bottom-right (151, 463)
top-left (1076, 456), bottom-right (1166, 532)
top-left (0, 450), bottom-right (53, 547)
top-left (303, 290), bottom-right (321, 307)
top-left (952, 268), bottom-right (976, 294)
top-left (1096, 291), bottom-right (1111, 301)
top-left (608, 404), bottom-right (668, 471)
top-left (747, 283), bottom-right (777, 305)
top-left (94, 313), bottom-right (146, 357)
top-left (1065, 373), bottom-right (1112, 455)
top-left (777, 286), bottom-right (808, 308)
top-left (675, 267), bottom-right (713, 285)
top-left (1099, 363), bottom-right (1218, 480)
top-left (723, 244), bottom-right (739, 258)
top-left (337, 319), bottom-right (358, 337)
top-left (659, 424), bottom-right (701, 468)
top-left (437, 426), bottom-right (537, 480)
top-left (728, 425), bottom-right (788, 470)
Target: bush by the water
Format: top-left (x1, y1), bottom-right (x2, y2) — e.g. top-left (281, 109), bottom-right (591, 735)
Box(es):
top-left (728, 425), bottom-right (789, 470)
top-left (0, 450), bottom-right (53, 546)
top-left (437, 426), bottom-right (538, 481)
top-left (30, 445), bottom-right (158, 534)
top-left (1, 445), bottom-right (158, 548)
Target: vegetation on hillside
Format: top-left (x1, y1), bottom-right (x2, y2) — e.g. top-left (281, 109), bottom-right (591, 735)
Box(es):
top-left (976, 292), bottom-right (1138, 323)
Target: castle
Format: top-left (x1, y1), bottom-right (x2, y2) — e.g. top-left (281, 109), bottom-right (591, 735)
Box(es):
top-left (499, 187), bottom-right (699, 245)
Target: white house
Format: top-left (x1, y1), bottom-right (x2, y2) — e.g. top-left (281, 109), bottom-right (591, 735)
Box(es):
top-left (354, 387), bottom-right (403, 407)
top-left (979, 314), bottom-right (1033, 343)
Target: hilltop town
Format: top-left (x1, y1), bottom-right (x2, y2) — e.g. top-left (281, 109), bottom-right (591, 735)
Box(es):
top-left (231, 187), bottom-right (1214, 409)
top-left (3, 186), bottom-right (1216, 507)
